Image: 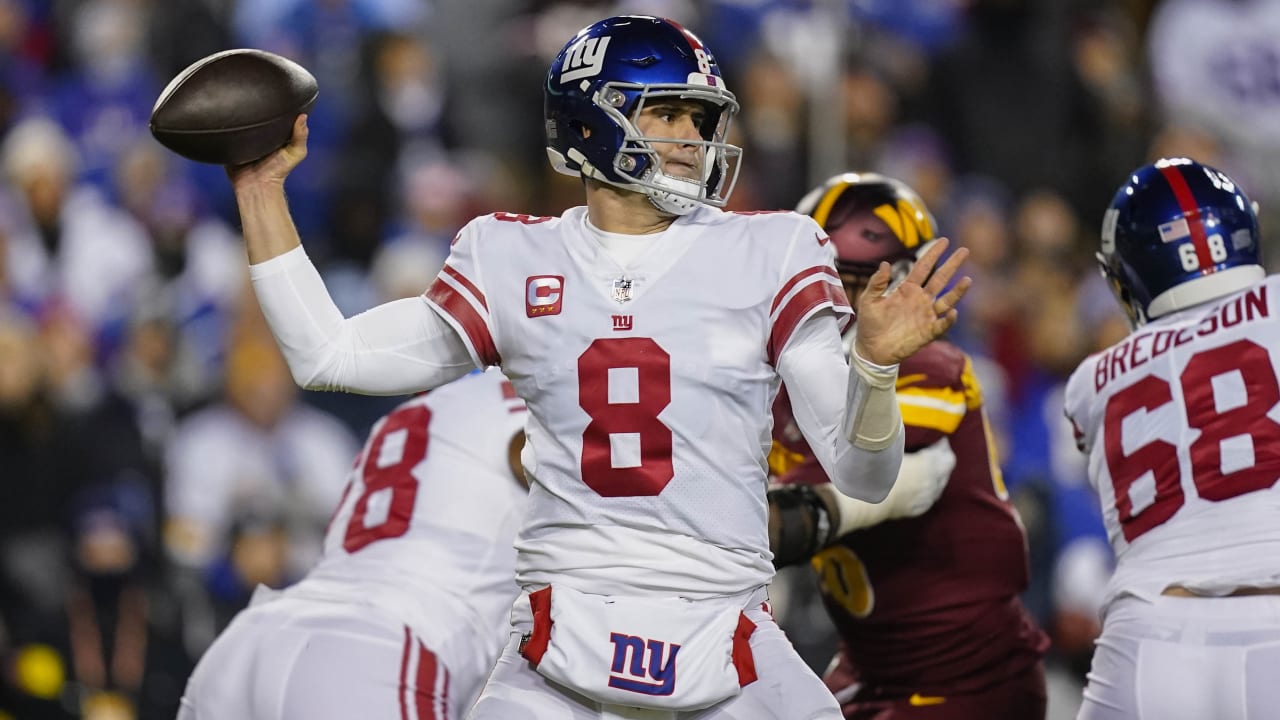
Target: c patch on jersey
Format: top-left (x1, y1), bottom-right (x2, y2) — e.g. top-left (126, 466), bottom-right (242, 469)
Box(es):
top-left (527, 275), bottom-right (565, 317)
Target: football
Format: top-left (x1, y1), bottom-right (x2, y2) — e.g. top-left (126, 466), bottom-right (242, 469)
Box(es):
top-left (150, 49), bottom-right (318, 165)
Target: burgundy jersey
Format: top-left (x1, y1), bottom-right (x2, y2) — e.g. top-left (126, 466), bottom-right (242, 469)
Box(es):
top-left (772, 340), bottom-right (1048, 695)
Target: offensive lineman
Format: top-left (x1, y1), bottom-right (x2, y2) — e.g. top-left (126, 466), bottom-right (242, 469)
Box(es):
top-left (1066, 158), bottom-right (1280, 719)
top-left (177, 370), bottom-right (528, 719)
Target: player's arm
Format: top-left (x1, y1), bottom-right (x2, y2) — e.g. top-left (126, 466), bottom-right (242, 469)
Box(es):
top-left (843, 237), bottom-right (970, 452)
top-left (776, 229), bottom-right (969, 501)
top-left (250, 250), bottom-right (475, 394)
top-left (228, 115), bottom-right (309, 264)
top-left (230, 116), bottom-right (475, 394)
top-left (768, 439), bottom-right (955, 568)
top-left (777, 320), bottom-right (903, 501)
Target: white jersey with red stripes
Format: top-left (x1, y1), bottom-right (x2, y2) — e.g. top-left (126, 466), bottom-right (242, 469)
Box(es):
top-left (423, 205), bottom-right (849, 598)
top-left (284, 368), bottom-right (528, 661)
top-left (1064, 275), bottom-right (1280, 611)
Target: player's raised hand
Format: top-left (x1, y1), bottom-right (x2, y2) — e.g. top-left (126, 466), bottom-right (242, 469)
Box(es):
top-left (853, 238), bottom-right (971, 366)
top-left (226, 114), bottom-right (309, 191)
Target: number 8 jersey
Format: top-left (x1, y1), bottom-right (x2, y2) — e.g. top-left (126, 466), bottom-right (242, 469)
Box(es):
top-left (425, 205), bottom-right (850, 599)
top-left (1064, 275), bottom-right (1280, 611)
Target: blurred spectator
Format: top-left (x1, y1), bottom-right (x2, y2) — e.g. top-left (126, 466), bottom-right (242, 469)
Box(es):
top-left (330, 31), bottom-right (449, 270)
top-left (48, 0), bottom-right (160, 196)
top-left (0, 309), bottom-right (68, 626)
top-left (925, 0), bottom-right (1107, 212)
top-left (145, 0), bottom-right (232, 84)
top-left (0, 302), bottom-right (176, 718)
top-left (841, 60), bottom-right (900, 171)
top-left (161, 336), bottom-right (357, 584)
top-left (731, 50), bottom-right (808, 210)
top-left (0, 0), bottom-right (50, 133)
top-left (0, 117), bottom-right (152, 351)
top-left (1071, 7), bottom-right (1151, 201)
top-left (1147, 0), bottom-right (1280, 268)
top-left (197, 510), bottom-right (293, 643)
top-left (54, 482), bottom-right (191, 720)
top-left (877, 124), bottom-right (954, 219)
top-left (113, 139), bottom-right (246, 393)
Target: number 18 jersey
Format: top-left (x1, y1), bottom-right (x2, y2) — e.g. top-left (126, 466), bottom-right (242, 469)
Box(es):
top-left (1064, 276), bottom-right (1280, 611)
top-left (285, 369), bottom-right (528, 659)
top-left (425, 205), bottom-right (849, 599)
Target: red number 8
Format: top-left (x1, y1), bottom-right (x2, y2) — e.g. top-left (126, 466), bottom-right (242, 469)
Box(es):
top-left (578, 338), bottom-right (674, 497)
top-left (343, 405), bottom-right (431, 552)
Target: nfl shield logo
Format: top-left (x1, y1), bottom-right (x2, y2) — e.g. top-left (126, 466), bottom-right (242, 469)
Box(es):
top-left (612, 277), bottom-right (633, 304)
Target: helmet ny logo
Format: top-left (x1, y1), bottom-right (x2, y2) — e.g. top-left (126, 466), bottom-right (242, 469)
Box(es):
top-left (561, 36), bottom-right (611, 84)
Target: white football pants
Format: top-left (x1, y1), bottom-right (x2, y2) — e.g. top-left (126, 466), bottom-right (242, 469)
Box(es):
top-left (466, 593), bottom-right (841, 720)
top-left (178, 594), bottom-right (480, 720)
top-left (1078, 593), bottom-right (1280, 720)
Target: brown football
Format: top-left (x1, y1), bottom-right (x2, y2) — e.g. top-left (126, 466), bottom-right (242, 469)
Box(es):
top-left (150, 49), bottom-right (318, 165)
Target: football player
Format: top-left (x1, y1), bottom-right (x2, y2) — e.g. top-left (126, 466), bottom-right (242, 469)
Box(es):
top-left (176, 369), bottom-right (528, 719)
top-left (1066, 158), bottom-right (1280, 719)
top-left (224, 15), bottom-right (969, 718)
top-left (769, 173), bottom-right (1050, 719)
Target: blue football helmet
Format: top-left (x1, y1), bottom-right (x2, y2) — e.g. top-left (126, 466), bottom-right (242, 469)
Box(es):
top-left (1100, 157), bottom-right (1264, 328)
top-left (544, 15), bottom-right (742, 215)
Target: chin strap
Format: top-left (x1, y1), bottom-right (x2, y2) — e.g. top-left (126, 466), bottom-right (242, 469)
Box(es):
top-left (645, 171), bottom-right (701, 216)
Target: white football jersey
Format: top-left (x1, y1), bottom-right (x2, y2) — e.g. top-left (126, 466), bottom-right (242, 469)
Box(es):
top-left (424, 205), bottom-right (849, 598)
top-left (285, 369), bottom-right (528, 660)
top-left (1064, 275), bottom-right (1280, 610)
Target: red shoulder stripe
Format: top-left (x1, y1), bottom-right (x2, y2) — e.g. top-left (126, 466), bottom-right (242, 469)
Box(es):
top-left (442, 264), bottom-right (487, 311)
top-left (771, 266), bottom-right (840, 314)
top-left (769, 280), bottom-right (838, 365)
top-left (424, 276), bottom-right (500, 366)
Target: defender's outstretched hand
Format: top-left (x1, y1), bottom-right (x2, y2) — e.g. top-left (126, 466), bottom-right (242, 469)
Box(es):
top-left (226, 114), bottom-right (309, 190)
top-left (853, 238), bottom-right (971, 366)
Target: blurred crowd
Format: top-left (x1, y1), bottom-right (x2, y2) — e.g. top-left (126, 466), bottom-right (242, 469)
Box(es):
top-left (0, 0), bottom-right (1271, 718)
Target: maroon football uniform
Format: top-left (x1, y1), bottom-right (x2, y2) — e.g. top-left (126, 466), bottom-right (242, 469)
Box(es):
top-left (772, 340), bottom-right (1049, 712)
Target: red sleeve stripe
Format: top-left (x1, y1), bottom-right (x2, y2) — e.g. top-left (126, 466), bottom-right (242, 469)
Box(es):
top-left (424, 275), bottom-right (500, 366)
top-left (771, 266), bottom-right (840, 314)
top-left (769, 280), bottom-right (842, 365)
top-left (442, 264), bottom-right (487, 310)
top-left (829, 282), bottom-right (855, 333)
top-left (1157, 164), bottom-right (1214, 272)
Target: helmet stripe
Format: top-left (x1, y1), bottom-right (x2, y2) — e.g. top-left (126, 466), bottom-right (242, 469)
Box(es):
top-left (661, 18), bottom-right (704, 52)
top-left (810, 183), bottom-right (849, 229)
top-left (1156, 164), bottom-right (1214, 273)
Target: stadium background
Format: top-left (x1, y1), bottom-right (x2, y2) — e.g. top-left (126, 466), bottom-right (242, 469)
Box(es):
top-left (0, 0), bottom-right (1267, 717)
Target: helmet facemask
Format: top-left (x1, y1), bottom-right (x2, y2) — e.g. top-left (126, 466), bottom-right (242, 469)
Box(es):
top-left (586, 81), bottom-right (742, 216)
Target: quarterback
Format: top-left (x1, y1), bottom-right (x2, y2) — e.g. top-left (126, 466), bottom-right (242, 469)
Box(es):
top-left (227, 15), bottom-right (968, 719)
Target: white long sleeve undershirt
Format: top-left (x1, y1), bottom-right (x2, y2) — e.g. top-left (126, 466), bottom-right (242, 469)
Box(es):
top-left (249, 246), bottom-right (902, 500)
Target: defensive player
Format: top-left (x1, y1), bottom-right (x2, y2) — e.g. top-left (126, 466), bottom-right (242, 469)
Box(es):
top-left (227, 16), bottom-right (968, 718)
top-left (1066, 158), bottom-right (1280, 719)
top-left (177, 369), bottom-right (528, 719)
top-left (769, 173), bottom-right (1049, 719)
